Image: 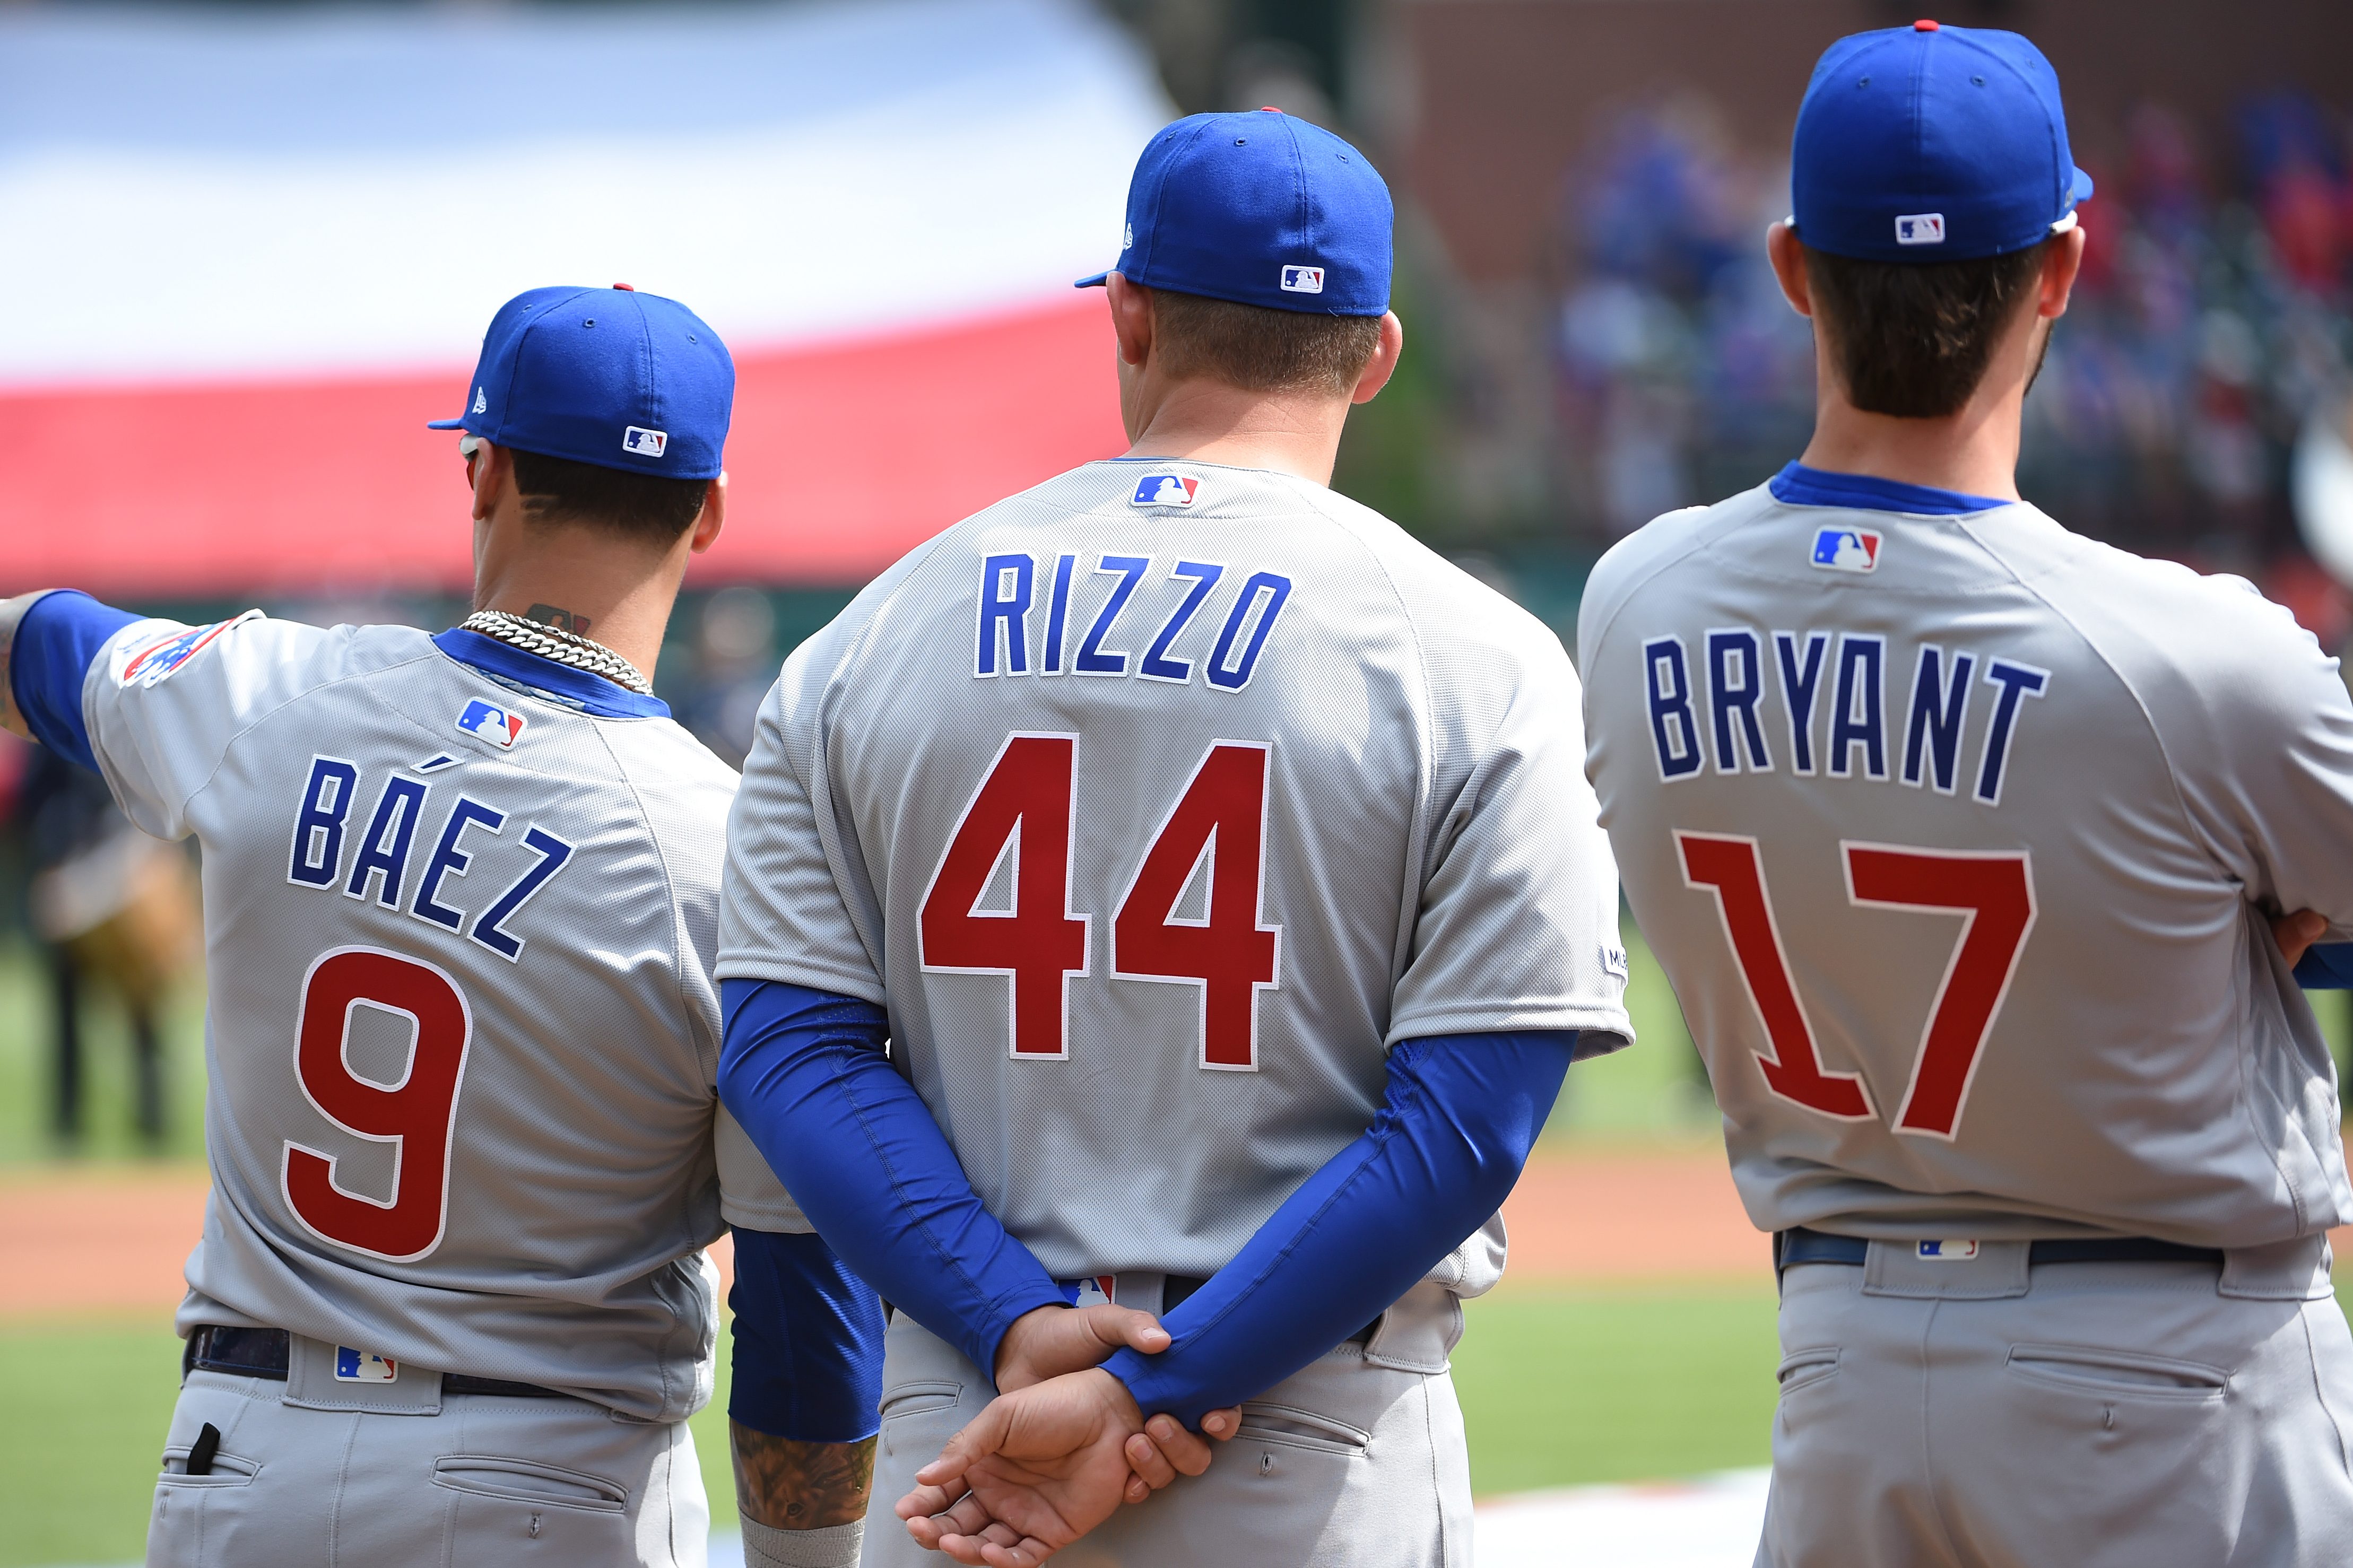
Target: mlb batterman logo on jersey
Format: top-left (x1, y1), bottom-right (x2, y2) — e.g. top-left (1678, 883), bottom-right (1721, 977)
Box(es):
top-left (1131, 474), bottom-right (1201, 508)
top-left (1811, 526), bottom-right (1882, 573)
top-left (456, 698), bottom-right (526, 747)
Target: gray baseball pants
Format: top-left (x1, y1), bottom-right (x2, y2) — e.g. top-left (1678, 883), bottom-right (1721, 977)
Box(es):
top-left (864, 1278), bottom-right (1473, 1568)
top-left (145, 1337), bottom-right (707, 1567)
top-left (1757, 1238), bottom-right (2353, 1567)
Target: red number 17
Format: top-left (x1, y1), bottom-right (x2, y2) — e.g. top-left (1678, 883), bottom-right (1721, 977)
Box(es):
top-left (1676, 833), bottom-right (2035, 1140)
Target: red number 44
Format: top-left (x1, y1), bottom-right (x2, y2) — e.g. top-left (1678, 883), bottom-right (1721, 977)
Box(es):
top-left (1677, 832), bottom-right (2035, 1140)
top-left (921, 734), bottom-right (1281, 1069)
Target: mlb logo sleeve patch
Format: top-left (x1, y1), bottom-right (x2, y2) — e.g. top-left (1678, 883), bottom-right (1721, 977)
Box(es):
top-left (1130, 474), bottom-right (1202, 507)
top-left (334, 1347), bottom-right (400, 1382)
top-left (1811, 527), bottom-right (1882, 573)
top-left (456, 699), bottom-right (526, 747)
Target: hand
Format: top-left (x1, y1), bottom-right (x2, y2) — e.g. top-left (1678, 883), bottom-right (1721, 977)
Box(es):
top-left (994, 1303), bottom-right (1170, 1392)
top-left (1118, 1408), bottom-right (1239, 1505)
top-left (2276, 909), bottom-right (2329, 970)
top-left (898, 1369), bottom-right (1146, 1566)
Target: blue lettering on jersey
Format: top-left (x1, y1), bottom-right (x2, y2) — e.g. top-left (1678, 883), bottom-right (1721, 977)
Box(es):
top-left (1773, 631), bottom-right (1829, 776)
top-left (971, 553), bottom-right (1292, 691)
top-left (1041, 553), bottom-right (1078, 676)
top-left (1075, 555), bottom-right (1151, 676)
top-left (344, 777), bottom-right (429, 909)
top-left (1829, 634), bottom-right (1887, 780)
top-left (1204, 571), bottom-right (1290, 692)
top-left (1706, 629), bottom-right (1772, 774)
top-left (1139, 561), bottom-right (1225, 683)
top-left (1901, 646), bottom-right (1977, 795)
top-left (413, 797), bottom-right (506, 931)
top-left (976, 553), bottom-right (1036, 677)
top-left (1975, 659), bottom-right (2051, 806)
top-left (289, 756), bottom-right (361, 888)
top-left (1643, 635), bottom-right (1702, 781)
top-left (472, 827), bottom-right (575, 962)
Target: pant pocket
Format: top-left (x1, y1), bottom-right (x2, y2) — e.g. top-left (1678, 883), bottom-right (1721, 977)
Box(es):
top-left (1235, 1400), bottom-right (1374, 1460)
top-left (2003, 1343), bottom-right (2229, 1401)
top-left (430, 1454), bottom-right (628, 1511)
top-left (1775, 1346), bottom-right (1841, 1397)
top-left (878, 1378), bottom-right (965, 1425)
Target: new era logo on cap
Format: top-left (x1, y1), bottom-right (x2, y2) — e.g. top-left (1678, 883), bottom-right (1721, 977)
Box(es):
top-left (1131, 474), bottom-right (1200, 507)
top-left (334, 1347), bottom-right (400, 1382)
top-left (1811, 526), bottom-right (1882, 572)
top-left (457, 699), bottom-right (526, 747)
top-left (1895, 212), bottom-right (1947, 246)
top-left (471, 387), bottom-right (488, 414)
top-left (623, 426), bottom-right (668, 457)
top-left (1279, 264), bottom-right (1325, 294)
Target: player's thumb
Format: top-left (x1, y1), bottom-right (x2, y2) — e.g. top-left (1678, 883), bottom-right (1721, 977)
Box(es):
top-left (2276, 908), bottom-right (2329, 968)
top-left (916, 1402), bottom-right (1012, 1487)
top-left (1079, 1304), bottom-right (1172, 1356)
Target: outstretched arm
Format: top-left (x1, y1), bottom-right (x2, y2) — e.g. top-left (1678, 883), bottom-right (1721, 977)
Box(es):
top-left (2, 590), bottom-right (143, 761)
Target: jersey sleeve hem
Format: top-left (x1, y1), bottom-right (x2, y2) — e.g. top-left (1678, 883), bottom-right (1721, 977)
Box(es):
top-left (721, 1196), bottom-right (816, 1233)
top-left (712, 955), bottom-right (889, 1009)
top-left (1385, 1001), bottom-right (1634, 1050)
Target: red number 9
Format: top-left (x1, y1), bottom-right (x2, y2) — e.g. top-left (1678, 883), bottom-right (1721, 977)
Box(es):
top-left (282, 946), bottom-right (473, 1262)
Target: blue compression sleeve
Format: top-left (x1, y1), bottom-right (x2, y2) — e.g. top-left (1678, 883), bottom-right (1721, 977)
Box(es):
top-left (2298, 943), bottom-right (2353, 990)
top-left (726, 1226), bottom-right (885, 1443)
top-left (11, 590), bottom-right (141, 772)
top-left (1103, 1030), bottom-right (1575, 1427)
top-left (718, 979), bottom-right (1067, 1386)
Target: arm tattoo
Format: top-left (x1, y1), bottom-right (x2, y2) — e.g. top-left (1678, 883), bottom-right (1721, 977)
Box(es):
top-left (0, 591), bottom-right (60, 742)
top-left (730, 1422), bottom-right (878, 1530)
top-left (525, 603), bottom-right (591, 635)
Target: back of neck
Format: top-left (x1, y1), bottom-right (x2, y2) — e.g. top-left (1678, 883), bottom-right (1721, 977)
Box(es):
top-left (1122, 379), bottom-right (1348, 486)
top-left (1796, 385), bottom-right (2025, 502)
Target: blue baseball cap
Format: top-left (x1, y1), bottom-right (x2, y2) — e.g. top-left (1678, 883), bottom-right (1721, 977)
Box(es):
top-left (1792, 20), bottom-right (2092, 264)
top-left (1076, 110), bottom-right (1392, 316)
top-left (428, 285), bottom-right (733, 481)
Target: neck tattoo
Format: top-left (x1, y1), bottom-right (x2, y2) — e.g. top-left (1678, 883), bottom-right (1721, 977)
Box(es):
top-left (461, 609), bottom-right (653, 695)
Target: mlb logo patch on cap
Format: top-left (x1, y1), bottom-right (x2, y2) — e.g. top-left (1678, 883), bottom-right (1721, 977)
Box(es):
top-left (1811, 526), bottom-right (1882, 573)
top-left (622, 426), bottom-right (668, 457)
top-left (334, 1347), bottom-right (400, 1382)
top-left (1895, 213), bottom-right (1947, 246)
top-left (1131, 474), bottom-right (1201, 508)
top-left (1279, 264), bottom-right (1325, 294)
top-left (456, 699), bottom-right (526, 747)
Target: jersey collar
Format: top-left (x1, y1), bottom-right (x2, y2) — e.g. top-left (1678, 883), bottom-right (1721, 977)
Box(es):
top-left (431, 628), bottom-right (671, 719)
top-left (1768, 461), bottom-right (2013, 516)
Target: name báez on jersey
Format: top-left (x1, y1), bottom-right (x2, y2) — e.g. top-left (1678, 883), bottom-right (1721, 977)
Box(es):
top-left (1642, 628), bottom-right (2051, 806)
top-left (971, 552), bottom-right (1293, 691)
top-left (284, 756), bottom-right (575, 962)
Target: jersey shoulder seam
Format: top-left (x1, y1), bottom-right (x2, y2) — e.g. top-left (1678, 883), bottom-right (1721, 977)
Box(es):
top-left (589, 723), bottom-right (713, 1084)
top-left (172, 638), bottom-right (449, 821)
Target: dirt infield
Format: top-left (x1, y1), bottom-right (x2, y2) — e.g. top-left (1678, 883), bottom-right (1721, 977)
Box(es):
top-left (27, 1138), bottom-right (2353, 1317)
top-left (2, 1142), bottom-right (1759, 1318)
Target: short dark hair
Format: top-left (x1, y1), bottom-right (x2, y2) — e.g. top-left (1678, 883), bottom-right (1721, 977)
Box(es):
top-left (508, 448), bottom-right (709, 545)
top-left (1802, 239), bottom-right (2052, 419)
top-left (1149, 288), bottom-right (1383, 397)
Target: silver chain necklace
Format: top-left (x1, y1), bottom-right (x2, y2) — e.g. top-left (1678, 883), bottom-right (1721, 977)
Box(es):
top-left (460, 609), bottom-right (653, 695)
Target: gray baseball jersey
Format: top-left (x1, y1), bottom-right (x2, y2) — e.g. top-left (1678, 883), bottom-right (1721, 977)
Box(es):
top-left (1579, 481), bottom-right (2353, 1248)
top-left (717, 458), bottom-right (1631, 1283)
top-left (79, 612), bottom-right (802, 1422)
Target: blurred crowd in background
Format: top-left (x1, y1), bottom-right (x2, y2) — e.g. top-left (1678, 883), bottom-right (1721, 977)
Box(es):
top-left (1552, 86), bottom-right (2353, 643)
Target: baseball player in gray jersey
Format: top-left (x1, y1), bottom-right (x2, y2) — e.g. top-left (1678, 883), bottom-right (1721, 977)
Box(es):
top-left (0, 286), bottom-right (883, 1568)
top-left (714, 111), bottom-right (1631, 1566)
top-left (1580, 23), bottom-right (2353, 1566)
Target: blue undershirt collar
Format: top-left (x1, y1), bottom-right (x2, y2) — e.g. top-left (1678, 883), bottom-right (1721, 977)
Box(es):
top-left (430, 628), bottom-right (669, 719)
top-left (1769, 461), bottom-right (2013, 516)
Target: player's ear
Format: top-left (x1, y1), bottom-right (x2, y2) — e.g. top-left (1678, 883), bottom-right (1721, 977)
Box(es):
top-left (2038, 224), bottom-right (2087, 321)
top-left (688, 472), bottom-right (726, 555)
top-left (1350, 312), bottom-right (1405, 406)
top-left (1767, 221), bottom-right (1813, 319)
top-left (470, 440), bottom-right (512, 524)
top-left (1106, 273), bottom-right (1154, 369)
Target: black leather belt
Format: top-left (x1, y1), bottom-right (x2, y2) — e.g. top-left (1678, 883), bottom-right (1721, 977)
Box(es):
top-left (185, 1326), bottom-right (565, 1398)
top-left (1775, 1226), bottom-right (2227, 1273)
top-left (1160, 1275), bottom-right (1384, 1347)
